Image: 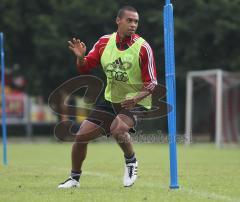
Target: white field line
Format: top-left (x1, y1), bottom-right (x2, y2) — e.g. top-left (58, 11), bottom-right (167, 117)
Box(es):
top-left (84, 171), bottom-right (240, 202)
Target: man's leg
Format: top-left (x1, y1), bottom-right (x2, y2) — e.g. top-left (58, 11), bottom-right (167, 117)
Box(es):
top-left (110, 115), bottom-right (134, 157)
top-left (110, 114), bottom-right (138, 187)
top-left (72, 120), bottom-right (104, 172)
top-left (58, 120), bottom-right (104, 188)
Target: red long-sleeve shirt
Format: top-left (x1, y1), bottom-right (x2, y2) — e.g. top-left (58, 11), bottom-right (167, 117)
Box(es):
top-left (77, 32), bottom-right (158, 92)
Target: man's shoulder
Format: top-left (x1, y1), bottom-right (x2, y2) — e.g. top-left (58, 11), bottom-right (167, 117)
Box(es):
top-left (133, 34), bottom-right (151, 49)
top-left (95, 34), bottom-right (113, 54)
top-left (132, 35), bottom-right (153, 57)
top-left (98, 34), bottom-right (112, 43)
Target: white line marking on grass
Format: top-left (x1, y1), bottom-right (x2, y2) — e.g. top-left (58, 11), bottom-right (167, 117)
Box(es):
top-left (84, 171), bottom-right (240, 202)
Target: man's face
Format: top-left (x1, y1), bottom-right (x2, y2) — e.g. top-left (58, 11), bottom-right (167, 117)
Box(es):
top-left (116, 10), bottom-right (139, 37)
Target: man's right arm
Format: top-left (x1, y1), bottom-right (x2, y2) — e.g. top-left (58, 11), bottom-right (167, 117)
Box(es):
top-left (76, 56), bottom-right (86, 67)
top-left (76, 35), bottom-right (111, 73)
top-left (68, 37), bottom-right (102, 73)
top-left (76, 38), bottom-right (104, 73)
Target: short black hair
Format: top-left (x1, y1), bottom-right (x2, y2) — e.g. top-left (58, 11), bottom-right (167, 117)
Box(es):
top-left (117, 6), bottom-right (138, 18)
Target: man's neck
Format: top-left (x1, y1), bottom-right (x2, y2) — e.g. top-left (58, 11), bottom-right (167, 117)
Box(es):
top-left (117, 31), bottom-right (131, 42)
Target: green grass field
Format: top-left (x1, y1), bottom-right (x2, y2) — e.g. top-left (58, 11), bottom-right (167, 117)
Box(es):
top-left (0, 140), bottom-right (240, 202)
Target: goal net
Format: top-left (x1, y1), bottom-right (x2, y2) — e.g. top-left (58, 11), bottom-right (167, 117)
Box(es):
top-left (185, 69), bottom-right (240, 147)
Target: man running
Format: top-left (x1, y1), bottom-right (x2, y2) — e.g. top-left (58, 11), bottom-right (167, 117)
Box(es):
top-left (58, 5), bottom-right (157, 188)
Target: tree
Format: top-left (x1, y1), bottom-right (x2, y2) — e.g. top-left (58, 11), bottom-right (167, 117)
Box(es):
top-left (1, 0), bottom-right (240, 99)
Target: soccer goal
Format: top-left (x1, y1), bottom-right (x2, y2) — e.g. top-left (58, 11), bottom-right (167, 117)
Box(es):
top-left (185, 69), bottom-right (240, 147)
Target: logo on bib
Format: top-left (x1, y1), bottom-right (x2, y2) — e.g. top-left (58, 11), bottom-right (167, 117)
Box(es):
top-left (104, 57), bottom-right (132, 82)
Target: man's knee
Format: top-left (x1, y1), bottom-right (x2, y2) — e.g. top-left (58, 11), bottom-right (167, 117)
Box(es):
top-left (111, 125), bottom-right (130, 143)
top-left (111, 126), bottom-right (124, 137)
top-left (74, 135), bottom-right (89, 144)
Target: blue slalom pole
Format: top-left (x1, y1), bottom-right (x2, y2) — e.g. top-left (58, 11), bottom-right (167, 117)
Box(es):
top-left (163, 1), bottom-right (179, 188)
top-left (0, 32), bottom-right (8, 166)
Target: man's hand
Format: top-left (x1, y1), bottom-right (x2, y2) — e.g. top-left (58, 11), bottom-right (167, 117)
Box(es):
top-left (121, 89), bottom-right (151, 109)
top-left (68, 38), bottom-right (86, 60)
top-left (121, 98), bottom-right (138, 109)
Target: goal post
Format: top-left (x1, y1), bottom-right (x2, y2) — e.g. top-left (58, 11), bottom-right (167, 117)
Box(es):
top-left (185, 69), bottom-right (240, 147)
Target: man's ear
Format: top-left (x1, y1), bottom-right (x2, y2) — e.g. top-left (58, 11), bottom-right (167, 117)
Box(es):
top-left (116, 17), bottom-right (120, 25)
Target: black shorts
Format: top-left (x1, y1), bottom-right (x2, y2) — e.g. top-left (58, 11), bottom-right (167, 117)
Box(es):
top-left (86, 99), bottom-right (138, 136)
